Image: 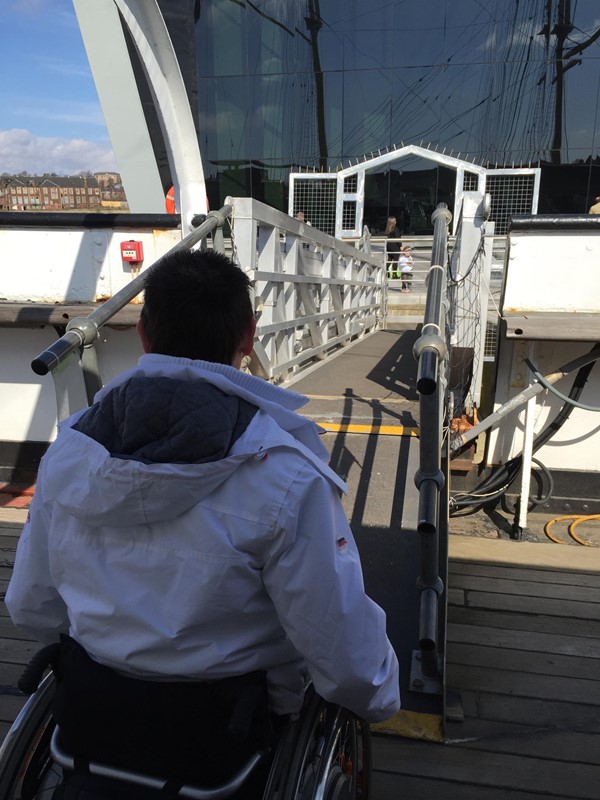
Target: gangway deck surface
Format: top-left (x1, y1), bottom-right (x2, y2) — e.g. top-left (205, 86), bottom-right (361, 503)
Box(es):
top-left (1, 326), bottom-right (599, 798)
top-left (289, 325), bottom-right (444, 727)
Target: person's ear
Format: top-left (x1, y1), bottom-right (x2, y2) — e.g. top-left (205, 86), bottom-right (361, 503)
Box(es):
top-left (137, 317), bottom-right (151, 353)
top-left (240, 316), bottom-right (257, 356)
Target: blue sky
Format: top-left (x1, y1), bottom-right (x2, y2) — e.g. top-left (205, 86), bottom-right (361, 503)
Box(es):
top-left (0, 0), bottom-right (117, 175)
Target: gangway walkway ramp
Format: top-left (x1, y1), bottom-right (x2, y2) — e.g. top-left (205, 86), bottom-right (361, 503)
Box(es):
top-left (290, 324), bottom-right (446, 734)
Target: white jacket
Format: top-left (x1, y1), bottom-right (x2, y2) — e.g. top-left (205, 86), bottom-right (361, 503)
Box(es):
top-left (7, 355), bottom-right (400, 721)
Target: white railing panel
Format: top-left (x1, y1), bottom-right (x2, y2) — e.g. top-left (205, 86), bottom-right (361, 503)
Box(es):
top-left (228, 196), bottom-right (386, 383)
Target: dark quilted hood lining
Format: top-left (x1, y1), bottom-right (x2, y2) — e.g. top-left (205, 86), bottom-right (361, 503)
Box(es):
top-left (73, 377), bottom-right (258, 464)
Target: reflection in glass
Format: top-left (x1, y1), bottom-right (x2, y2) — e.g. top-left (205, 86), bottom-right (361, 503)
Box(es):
top-left (190, 0), bottom-right (600, 213)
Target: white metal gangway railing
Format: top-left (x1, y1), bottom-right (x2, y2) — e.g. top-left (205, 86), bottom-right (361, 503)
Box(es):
top-left (29, 198), bottom-right (386, 419)
top-left (229, 198), bottom-right (385, 383)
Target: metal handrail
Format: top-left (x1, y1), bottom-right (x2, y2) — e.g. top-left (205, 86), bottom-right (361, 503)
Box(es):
top-left (30, 206), bottom-right (232, 378)
top-left (412, 203), bottom-right (452, 678)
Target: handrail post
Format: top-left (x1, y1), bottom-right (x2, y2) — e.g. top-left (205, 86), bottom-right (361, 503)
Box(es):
top-left (412, 202), bottom-right (451, 681)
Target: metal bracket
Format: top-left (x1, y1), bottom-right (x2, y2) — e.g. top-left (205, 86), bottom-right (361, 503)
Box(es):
top-left (410, 650), bottom-right (442, 695)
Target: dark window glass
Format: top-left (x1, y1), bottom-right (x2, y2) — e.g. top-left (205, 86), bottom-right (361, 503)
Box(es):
top-left (191, 1), bottom-right (600, 213)
top-left (363, 160), bottom-right (454, 235)
top-left (538, 164), bottom-right (598, 215)
top-left (342, 201), bottom-right (356, 229)
top-left (463, 173), bottom-right (479, 191)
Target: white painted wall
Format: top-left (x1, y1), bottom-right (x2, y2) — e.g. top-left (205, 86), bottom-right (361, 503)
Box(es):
top-left (0, 224), bottom-right (180, 443)
top-left (0, 228), bottom-right (181, 303)
top-left (503, 231), bottom-right (600, 314)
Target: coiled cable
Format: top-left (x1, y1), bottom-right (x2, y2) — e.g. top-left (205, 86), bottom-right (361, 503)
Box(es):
top-left (450, 353), bottom-right (597, 514)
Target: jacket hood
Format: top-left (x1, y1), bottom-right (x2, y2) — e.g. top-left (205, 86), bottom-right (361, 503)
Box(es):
top-left (72, 376), bottom-right (257, 465)
top-left (41, 356), bottom-right (346, 528)
top-left (43, 376), bottom-right (258, 527)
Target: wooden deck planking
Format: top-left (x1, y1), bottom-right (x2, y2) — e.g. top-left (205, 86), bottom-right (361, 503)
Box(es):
top-left (450, 560), bottom-right (600, 587)
top-left (449, 589), bottom-right (600, 621)
top-left (449, 622), bottom-right (600, 658)
top-left (450, 576), bottom-right (600, 604)
top-left (0, 517), bottom-right (33, 739)
top-left (446, 640), bottom-right (600, 681)
top-left (372, 772), bottom-right (573, 800)
top-left (370, 539), bottom-right (600, 798)
top-left (372, 734), bottom-right (600, 799)
top-left (2, 513), bottom-right (600, 797)
top-left (448, 606), bottom-right (600, 639)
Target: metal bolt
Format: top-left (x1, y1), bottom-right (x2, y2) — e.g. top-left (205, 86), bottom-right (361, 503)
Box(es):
top-left (413, 679), bottom-right (424, 689)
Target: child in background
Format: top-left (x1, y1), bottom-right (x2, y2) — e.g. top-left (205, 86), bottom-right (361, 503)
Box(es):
top-left (399, 246), bottom-right (413, 292)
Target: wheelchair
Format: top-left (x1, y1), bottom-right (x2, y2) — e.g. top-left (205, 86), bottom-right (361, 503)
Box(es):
top-left (0, 650), bottom-right (371, 800)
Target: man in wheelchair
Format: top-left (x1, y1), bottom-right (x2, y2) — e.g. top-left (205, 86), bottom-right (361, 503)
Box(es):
top-left (6, 249), bottom-right (400, 798)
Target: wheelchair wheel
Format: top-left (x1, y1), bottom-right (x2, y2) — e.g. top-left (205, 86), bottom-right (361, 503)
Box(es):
top-left (262, 688), bottom-right (371, 800)
top-left (0, 674), bottom-right (63, 799)
top-left (0, 676), bottom-right (370, 800)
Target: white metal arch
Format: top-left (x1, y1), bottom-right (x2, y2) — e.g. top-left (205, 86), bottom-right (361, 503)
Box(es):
top-left (74, 0), bottom-right (208, 234)
top-left (289, 144), bottom-right (540, 238)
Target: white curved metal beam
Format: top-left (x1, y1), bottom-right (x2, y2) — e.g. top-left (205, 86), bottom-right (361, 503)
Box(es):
top-left (112, 0), bottom-right (207, 232)
top-left (73, 0), bottom-right (165, 213)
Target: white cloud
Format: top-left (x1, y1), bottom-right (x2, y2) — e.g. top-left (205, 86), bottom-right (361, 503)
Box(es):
top-left (0, 128), bottom-right (117, 175)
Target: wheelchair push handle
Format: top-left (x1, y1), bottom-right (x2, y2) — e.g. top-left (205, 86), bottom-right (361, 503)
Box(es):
top-left (18, 643), bottom-right (61, 695)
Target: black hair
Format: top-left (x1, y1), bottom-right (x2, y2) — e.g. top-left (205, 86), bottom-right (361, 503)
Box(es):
top-left (140, 249), bottom-right (253, 364)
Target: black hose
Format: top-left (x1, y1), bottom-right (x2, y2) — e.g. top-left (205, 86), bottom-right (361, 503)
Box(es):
top-left (450, 354), bottom-right (597, 512)
top-left (528, 456), bottom-right (555, 508)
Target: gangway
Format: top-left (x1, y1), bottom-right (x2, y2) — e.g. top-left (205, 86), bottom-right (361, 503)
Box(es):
top-left (1, 201), bottom-right (600, 798)
top-left (23, 199), bottom-right (453, 747)
top-left (0, 195), bottom-right (452, 783)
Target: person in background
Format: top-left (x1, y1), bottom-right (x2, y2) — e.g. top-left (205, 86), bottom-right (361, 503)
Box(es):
top-left (399, 246), bottom-right (414, 293)
top-left (294, 210), bottom-right (311, 225)
top-left (6, 248), bottom-right (400, 798)
top-left (294, 209), bottom-right (312, 248)
top-left (588, 195), bottom-right (600, 214)
top-left (384, 216), bottom-right (402, 278)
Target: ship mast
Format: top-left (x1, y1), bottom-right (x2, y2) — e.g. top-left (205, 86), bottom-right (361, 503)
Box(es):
top-left (547, 0), bottom-right (600, 165)
top-left (305, 0), bottom-right (328, 169)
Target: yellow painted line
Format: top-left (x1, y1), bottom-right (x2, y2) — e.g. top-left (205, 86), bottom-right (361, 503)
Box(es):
top-left (373, 710), bottom-right (443, 742)
top-left (304, 394), bottom-right (411, 404)
top-left (318, 422), bottom-right (419, 437)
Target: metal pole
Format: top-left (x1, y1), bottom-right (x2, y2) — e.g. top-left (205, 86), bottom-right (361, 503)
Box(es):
top-left (517, 393), bottom-right (536, 536)
top-left (412, 203), bottom-right (452, 678)
top-left (31, 205), bottom-right (232, 377)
